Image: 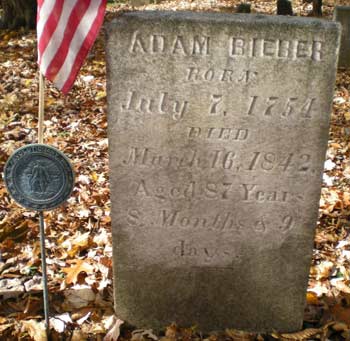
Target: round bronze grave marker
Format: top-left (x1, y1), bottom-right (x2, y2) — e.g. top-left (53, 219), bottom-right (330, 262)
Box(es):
top-left (4, 144), bottom-right (74, 211)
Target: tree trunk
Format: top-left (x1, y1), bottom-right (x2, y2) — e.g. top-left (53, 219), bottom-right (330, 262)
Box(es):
top-left (0, 0), bottom-right (36, 29)
top-left (312, 0), bottom-right (322, 16)
top-left (277, 0), bottom-right (294, 15)
top-left (236, 3), bottom-right (251, 13)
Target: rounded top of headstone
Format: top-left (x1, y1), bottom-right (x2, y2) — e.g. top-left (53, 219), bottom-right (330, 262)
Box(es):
top-left (4, 144), bottom-right (75, 211)
top-left (109, 10), bottom-right (341, 32)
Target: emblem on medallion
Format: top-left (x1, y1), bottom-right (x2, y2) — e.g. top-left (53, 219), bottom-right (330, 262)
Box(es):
top-left (4, 144), bottom-right (75, 211)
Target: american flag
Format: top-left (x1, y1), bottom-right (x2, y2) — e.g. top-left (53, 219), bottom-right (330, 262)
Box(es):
top-left (37, 0), bottom-right (107, 94)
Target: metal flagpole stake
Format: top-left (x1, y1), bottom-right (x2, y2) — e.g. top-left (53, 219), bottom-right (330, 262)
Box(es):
top-left (39, 212), bottom-right (50, 336)
top-left (38, 71), bottom-right (50, 337)
top-left (4, 71), bottom-right (74, 340)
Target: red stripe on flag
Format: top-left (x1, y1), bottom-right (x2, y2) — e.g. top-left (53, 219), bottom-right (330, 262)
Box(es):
top-left (37, 0), bottom-right (44, 10)
top-left (37, 0), bottom-right (44, 23)
top-left (38, 0), bottom-right (64, 63)
top-left (45, 0), bottom-right (91, 82)
top-left (61, 0), bottom-right (106, 94)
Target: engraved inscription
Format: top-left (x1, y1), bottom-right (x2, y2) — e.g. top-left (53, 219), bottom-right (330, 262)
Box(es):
top-left (126, 208), bottom-right (144, 227)
top-left (173, 240), bottom-right (232, 260)
top-left (244, 152), bottom-right (312, 172)
top-left (131, 179), bottom-right (302, 202)
top-left (211, 150), bottom-right (313, 173)
top-left (122, 147), bottom-right (314, 174)
top-left (209, 94), bottom-right (224, 115)
top-left (121, 90), bottom-right (189, 121)
top-left (186, 66), bottom-right (258, 84)
top-left (246, 96), bottom-right (316, 118)
top-left (188, 127), bottom-right (249, 141)
top-left (107, 12), bottom-right (340, 331)
top-left (204, 94), bottom-right (317, 118)
top-left (124, 207), bottom-right (296, 234)
top-left (161, 210), bottom-right (253, 231)
top-left (241, 184), bottom-right (293, 202)
top-left (229, 37), bottom-right (323, 61)
top-left (160, 210), bottom-right (295, 233)
top-left (129, 31), bottom-right (210, 55)
top-left (173, 240), bottom-right (248, 270)
top-left (123, 147), bottom-right (201, 169)
top-left (128, 31), bottom-right (324, 62)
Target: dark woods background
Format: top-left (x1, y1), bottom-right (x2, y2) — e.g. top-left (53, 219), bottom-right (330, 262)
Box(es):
top-left (0, 0), bottom-right (324, 30)
top-left (0, 0), bottom-right (36, 29)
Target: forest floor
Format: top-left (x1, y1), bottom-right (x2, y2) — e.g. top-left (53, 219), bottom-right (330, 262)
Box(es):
top-left (0, 0), bottom-right (350, 340)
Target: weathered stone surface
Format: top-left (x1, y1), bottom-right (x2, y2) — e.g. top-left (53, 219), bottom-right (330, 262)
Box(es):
top-left (334, 6), bottom-right (350, 68)
top-left (106, 12), bottom-right (340, 333)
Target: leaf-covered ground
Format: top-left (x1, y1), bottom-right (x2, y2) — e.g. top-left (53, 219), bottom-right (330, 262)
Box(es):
top-left (0, 0), bottom-right (350, 340)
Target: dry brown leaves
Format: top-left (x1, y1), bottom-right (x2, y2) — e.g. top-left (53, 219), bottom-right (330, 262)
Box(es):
top-left (0, 0), bottom-right (349, 340)
top-left (0, 9), bottom-right (113, 340)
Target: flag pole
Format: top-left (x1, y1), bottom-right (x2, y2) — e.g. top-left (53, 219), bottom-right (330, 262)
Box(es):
top-left (38, 70), bottom-right (50, 337)
top-left (38, 72), bottom-right (45, 144)
top-left (39, 212), bottom-right (50, 337)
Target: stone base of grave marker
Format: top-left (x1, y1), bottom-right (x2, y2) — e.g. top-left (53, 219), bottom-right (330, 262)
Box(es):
top-left (106, 11), bottom-right (340, 333)
top-left (334, 6), bottom-right (350, 68)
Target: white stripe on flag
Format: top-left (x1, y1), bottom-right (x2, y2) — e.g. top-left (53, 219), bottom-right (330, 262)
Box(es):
top-left (54, 0), bottom-right (102, 89)
top-left (37, 0), bottom-right (56, 41)
top-left (40, 0), bottom-right (78, 75)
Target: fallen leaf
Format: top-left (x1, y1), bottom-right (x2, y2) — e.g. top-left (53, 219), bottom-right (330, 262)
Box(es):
top-left (63, 284), bottom-right (96, 309)
top-left (306, 292), bottom-right (319, 305)
top-left (332, 322), bottom-right (349, 332)
top-left (0, 323), bottom-right (13, 334)
top-left (62, 260), bottom-right (94, 285)
top-left (96, 90), bottom-right (106, 100)
top-left (50, 313), bottom-right (73, 333)
top-left (226, 328), bottom-right (256, 340)
top-left (330, 279), bottom-right (350, 294)
top-left (343, 192), bottom-right (350, 207)
top-left (132, 328), bottom-right (158, 341)
top-left (313, 261), bottom-right (334, 280)
top-left (272, 328), bottom-right (320, 340)
top-left (21, 320), bottom-right (47, 341)
top-left (308, 282), bottom-right (329, 296)
top-left (104, 317), bottom-right (124, 341)
top-left (324, 159), bottom-right (336, 171)
top-left (77, 311), bottom-right (91, 325)
top-left (71, 329), bottom-right (88, 341)
top-left (330, 304), bottom-right (350, 325)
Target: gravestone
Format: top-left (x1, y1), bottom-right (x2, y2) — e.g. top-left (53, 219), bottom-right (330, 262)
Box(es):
top-left (334, 6), bottom-right (350, 68)
top-left (106, 12), bottom-right (340, 333)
